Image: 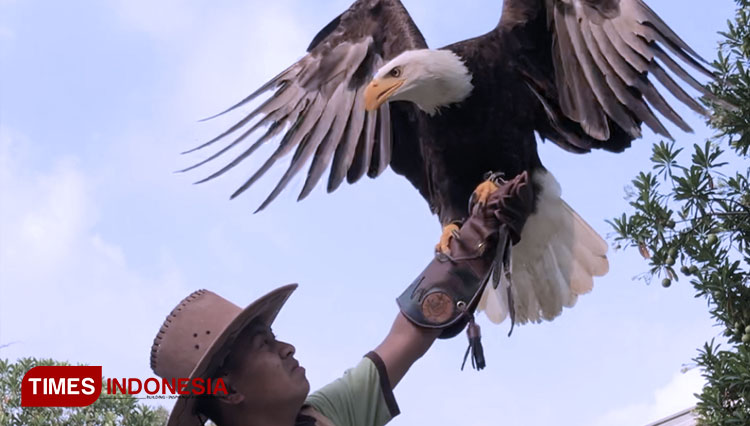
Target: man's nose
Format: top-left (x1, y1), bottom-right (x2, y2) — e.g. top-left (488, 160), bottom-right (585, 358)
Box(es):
top-left (278, 340), bottom-right (295, 358)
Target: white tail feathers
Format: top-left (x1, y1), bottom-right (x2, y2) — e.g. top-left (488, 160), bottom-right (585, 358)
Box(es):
top-left (478, 170), bottom-right (609, 325)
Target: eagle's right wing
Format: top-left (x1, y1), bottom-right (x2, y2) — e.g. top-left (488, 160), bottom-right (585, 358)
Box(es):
top-left (183, 0), bottom-right (427, 211)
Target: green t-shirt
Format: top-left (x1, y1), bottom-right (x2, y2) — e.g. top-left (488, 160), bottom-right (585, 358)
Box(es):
top-left (302, 352), bottom-right (400, 426)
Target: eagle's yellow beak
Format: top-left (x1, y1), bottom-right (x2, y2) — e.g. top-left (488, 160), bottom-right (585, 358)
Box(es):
top-left (364, 78), bottom-right (405, 111)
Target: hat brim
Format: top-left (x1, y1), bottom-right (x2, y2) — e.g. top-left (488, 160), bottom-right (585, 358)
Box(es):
top-left (167, 284), bottom-right (298, 426)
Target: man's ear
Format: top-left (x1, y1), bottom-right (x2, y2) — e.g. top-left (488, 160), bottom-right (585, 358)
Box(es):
top-left (216, 391), bottom-right (245, 405)
top-left (215, 375), bottom-right (245, 406)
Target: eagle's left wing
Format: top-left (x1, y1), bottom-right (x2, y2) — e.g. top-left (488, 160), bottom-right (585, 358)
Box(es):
top-left (477, 0), bottom-right (724, 325)
top-left (498, 0), bottom-right (725, 153)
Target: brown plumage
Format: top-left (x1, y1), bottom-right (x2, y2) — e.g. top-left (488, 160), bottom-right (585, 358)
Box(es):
top-left (183, 0), bottom-right (717, 224)
top-left (183, 0), bottom-right (719, 325)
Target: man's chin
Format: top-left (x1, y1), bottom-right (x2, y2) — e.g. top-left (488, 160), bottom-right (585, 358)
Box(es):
top-left (300, 374), bottom-right (310, 391)
top-left (294, 378), bottom-right (311, 406)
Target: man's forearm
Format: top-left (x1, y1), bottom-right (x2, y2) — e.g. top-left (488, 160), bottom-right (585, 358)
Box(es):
top-left (373, 312), bottom-right (441, 388)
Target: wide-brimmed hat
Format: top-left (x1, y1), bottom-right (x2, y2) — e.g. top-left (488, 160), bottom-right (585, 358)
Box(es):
top-left (150, 284), bottom-right (298, 426)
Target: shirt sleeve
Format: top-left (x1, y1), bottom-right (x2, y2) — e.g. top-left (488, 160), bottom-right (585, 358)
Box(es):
top-left (305, 352), bottom-right (400, 426)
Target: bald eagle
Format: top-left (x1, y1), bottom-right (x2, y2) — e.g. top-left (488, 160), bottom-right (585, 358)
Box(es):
top-left (183, 0), bottom-right (719, 326)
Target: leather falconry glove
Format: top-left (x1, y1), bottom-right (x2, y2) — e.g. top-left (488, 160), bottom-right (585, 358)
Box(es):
top-left (397, 171), bottom-right (533, 370)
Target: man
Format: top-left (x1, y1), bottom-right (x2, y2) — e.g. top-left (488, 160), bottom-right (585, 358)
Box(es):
top-left (150, 173), bottom-right (532, 425)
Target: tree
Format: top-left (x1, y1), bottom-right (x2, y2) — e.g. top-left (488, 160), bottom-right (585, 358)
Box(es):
top-left (0, 357), bottom-right (169, 426)
top-left (609, 2), bottom-right (750, 424)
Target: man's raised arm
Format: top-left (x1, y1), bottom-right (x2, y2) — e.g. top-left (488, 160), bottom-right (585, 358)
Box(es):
top-left (374, 172), bottom-right (533, 386)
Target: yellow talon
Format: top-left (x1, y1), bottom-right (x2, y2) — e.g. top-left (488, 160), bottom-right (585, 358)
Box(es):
top-left (436, 223), bottom-right (461, 255)
top-left (471, 179), bottom-right (500, 209)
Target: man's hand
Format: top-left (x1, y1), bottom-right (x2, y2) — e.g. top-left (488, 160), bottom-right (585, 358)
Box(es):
top-left (397, 171), bottom-right (533, 337)
top-left (374, 172), bottom-right (533, 384)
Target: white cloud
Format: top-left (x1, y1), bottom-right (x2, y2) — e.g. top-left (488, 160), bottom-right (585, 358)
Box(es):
top-left (103, 0), bottom-right (310, 193)
top-left (112, 0), bottom-right (199, 42)
top-left (0, 127), bottom-right (189, 400)
top-left (172, 2), bottom-right (308, 120)
top-left (592, 369), bottom-right (704, 426)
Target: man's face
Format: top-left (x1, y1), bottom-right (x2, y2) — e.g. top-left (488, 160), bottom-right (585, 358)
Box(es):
top-left (222, 322), bottom-right (310, 409)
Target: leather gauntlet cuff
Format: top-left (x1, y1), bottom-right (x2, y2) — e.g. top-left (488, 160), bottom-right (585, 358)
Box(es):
top-left (397, 258), bottom-right (482, 339)
top-left (397, 171), bottom-right (531, 340)
top-left (397, 225), bottom-right (507, 339)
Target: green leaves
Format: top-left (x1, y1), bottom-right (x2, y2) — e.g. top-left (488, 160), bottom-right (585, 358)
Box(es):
top-left (694, 340), bottom-right (750, 423)
top-left (613, 127), bottom-right (750, 424)
top-left (610, 2), bottom-right (750, 423)
top-left (0, 358), bottom-right (168, 426)
top-left (651, 140), bottom-right (684, 179)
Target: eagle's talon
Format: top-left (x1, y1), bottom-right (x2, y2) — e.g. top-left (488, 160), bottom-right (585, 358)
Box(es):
top-left (436, 223), bottom-right (461, 255)
top-left (470, 178), bottom-right (501, 211)
top-left (469, 192), bottom-right (483, 211)
top-left (483, 171), bottom-right (504, 184)
top-left (491, 172), bottom-right (505, 185)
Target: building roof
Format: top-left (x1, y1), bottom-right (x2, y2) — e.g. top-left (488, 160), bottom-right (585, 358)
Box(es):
top-left (644, 407), bottom-right (696, 426)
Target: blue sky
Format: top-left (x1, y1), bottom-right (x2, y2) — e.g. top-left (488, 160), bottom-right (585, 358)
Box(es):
top-left (0, 0), bottom-right (738, 425)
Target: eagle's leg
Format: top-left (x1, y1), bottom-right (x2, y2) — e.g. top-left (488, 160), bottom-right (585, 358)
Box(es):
top-left (438, 173), bottom-right (506, 255)
top-left (436, 222), bottom-right (462, 255)
top-left (468, 172), bottom-right (503, 211)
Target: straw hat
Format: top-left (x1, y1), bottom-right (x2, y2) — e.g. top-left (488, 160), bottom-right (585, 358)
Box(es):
top-left (150, 284), bottom-right (298, 426)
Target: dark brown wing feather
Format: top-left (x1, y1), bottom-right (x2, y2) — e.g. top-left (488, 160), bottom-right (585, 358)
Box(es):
top-left (497, 0), bottom-right (725, 153)
top-left (182, 0), bottom-right (427, 211)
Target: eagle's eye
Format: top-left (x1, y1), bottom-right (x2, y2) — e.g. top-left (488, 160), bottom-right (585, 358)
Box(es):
top-left (389, 67), bottom-right (402, 78)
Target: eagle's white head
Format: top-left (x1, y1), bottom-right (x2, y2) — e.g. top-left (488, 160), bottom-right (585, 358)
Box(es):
top-left (364, 49), bottom-right (474, 116)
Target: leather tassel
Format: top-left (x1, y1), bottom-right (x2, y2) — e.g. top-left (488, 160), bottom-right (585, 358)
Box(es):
top-left (461, 316), bottom-right (486, 370)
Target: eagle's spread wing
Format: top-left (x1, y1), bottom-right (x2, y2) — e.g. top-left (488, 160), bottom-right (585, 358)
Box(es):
top-left (476, 0), bottom-right (721, 325)
top-left (499, 0), bottom-right (723, 153)
top-left (183, 0), bottom-right (426, 211)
